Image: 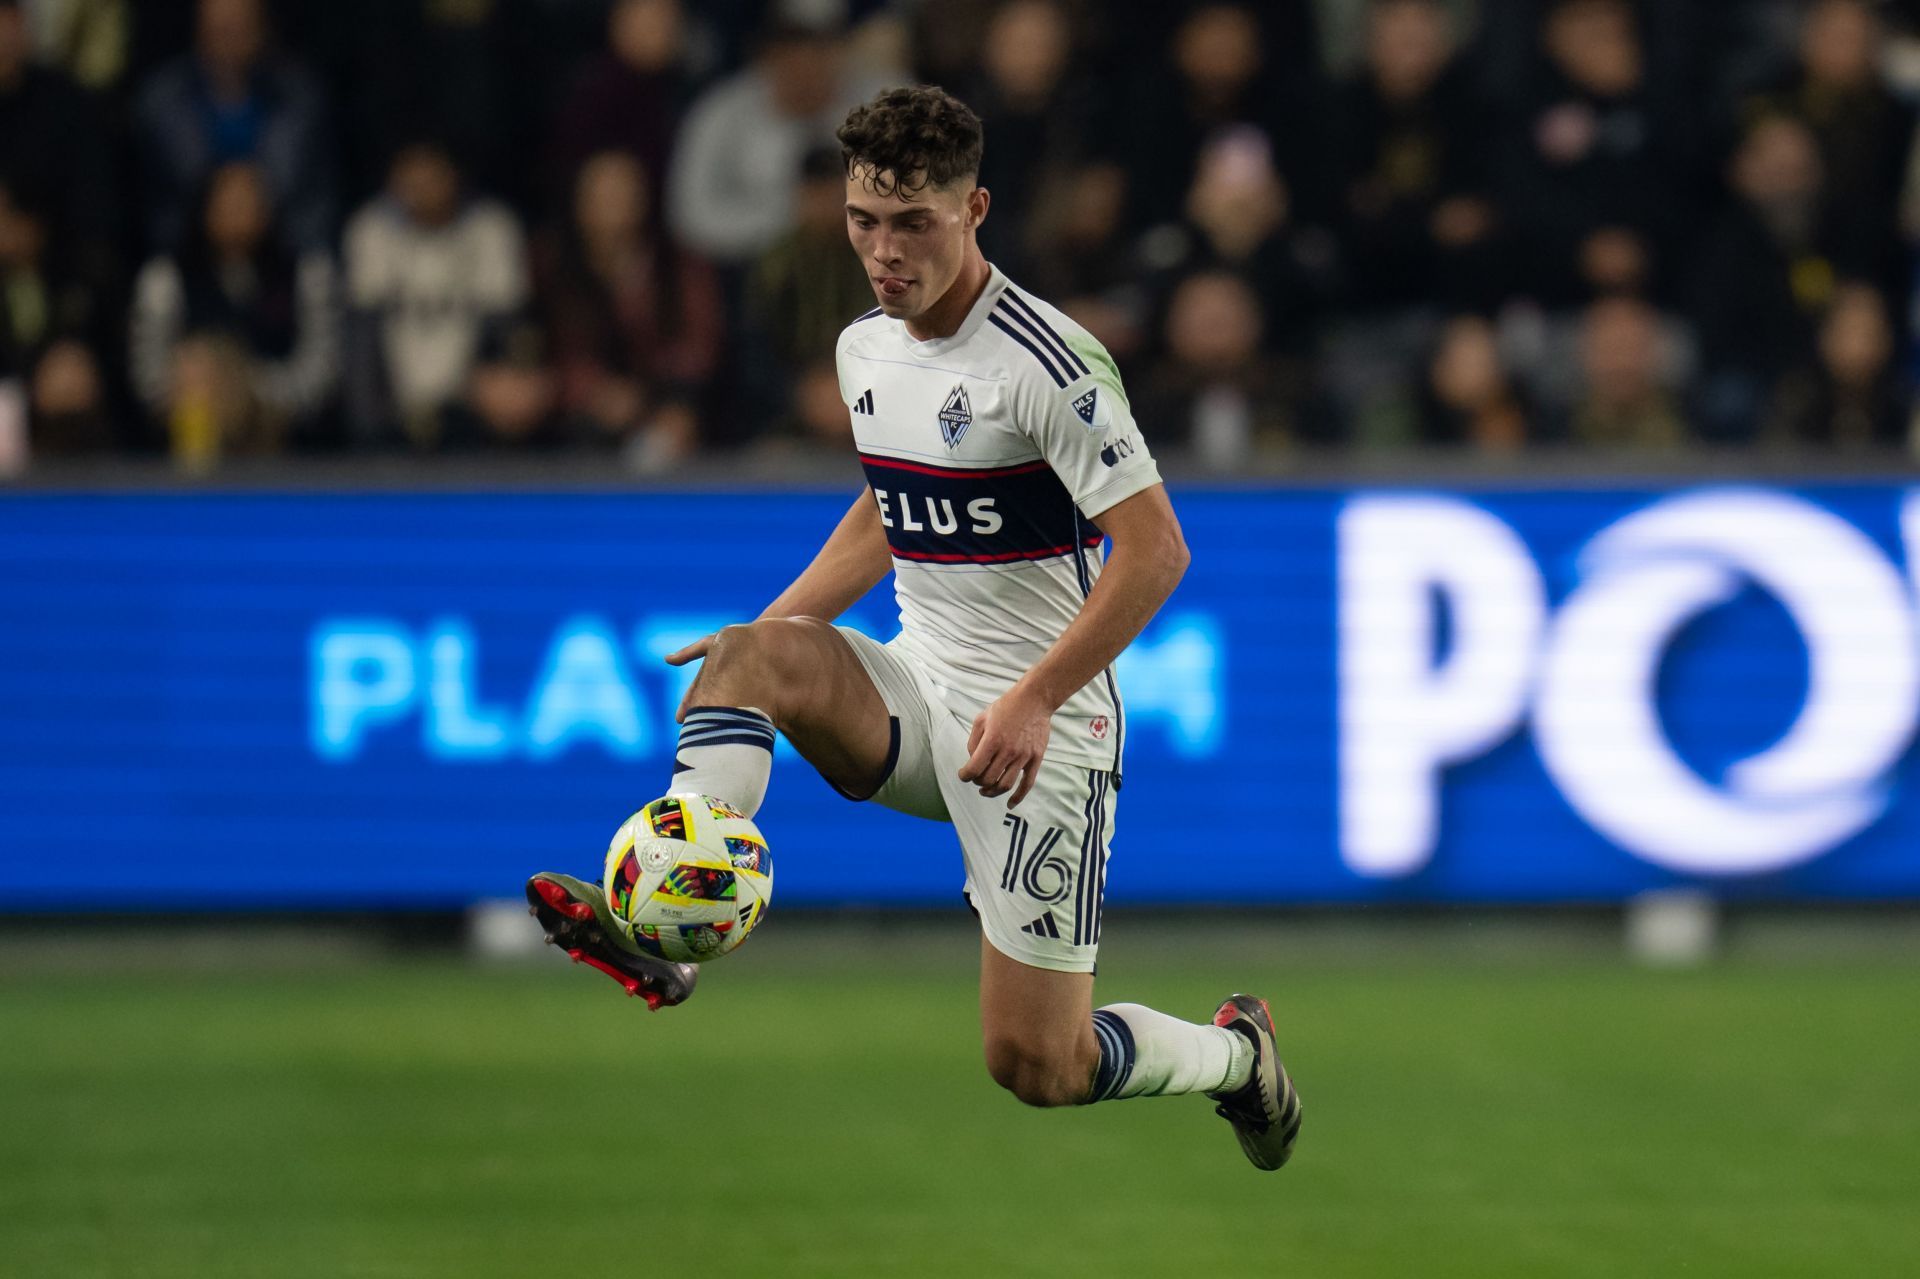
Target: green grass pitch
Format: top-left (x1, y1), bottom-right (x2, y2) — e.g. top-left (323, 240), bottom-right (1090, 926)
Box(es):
top-left (3, 922), bottom-right (1916, 1278)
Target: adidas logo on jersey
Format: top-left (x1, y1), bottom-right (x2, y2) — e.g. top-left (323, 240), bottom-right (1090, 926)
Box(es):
top-left (852, 389), bottom-right (874, 415)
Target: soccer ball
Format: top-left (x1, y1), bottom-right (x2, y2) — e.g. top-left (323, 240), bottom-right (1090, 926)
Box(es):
top-left (602, 793), bottom-right (774, 963)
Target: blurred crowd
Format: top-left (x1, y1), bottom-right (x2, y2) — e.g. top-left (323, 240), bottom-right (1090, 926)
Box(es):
top-left (4, 0), bottom-right (1920, 472)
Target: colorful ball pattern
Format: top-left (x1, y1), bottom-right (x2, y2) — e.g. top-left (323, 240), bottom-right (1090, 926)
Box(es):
top-left (601, 794), bottom-right (774, 963)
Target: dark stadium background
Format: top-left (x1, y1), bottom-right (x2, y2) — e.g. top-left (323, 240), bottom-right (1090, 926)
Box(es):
top-left (3, 2), bottom-right (1918, 1276)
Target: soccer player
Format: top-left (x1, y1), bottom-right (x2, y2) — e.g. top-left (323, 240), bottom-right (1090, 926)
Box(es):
top-left (528, 86), bottom-right (1301, 1171)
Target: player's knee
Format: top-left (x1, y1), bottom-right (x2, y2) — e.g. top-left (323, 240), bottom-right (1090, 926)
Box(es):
top-left (706, 617), bottom-right (829, 691)
top-left (984, 1037), bottom-right (1092, 1109)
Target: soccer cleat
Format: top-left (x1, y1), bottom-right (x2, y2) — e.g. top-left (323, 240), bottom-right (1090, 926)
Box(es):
top-left (525, 872), bottom-right (698, 1011)
top-left (1207, 993), bottom-right (1303, 1171)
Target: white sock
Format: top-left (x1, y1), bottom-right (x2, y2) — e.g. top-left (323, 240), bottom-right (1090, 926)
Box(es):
top-left (1088, 1003), bottom-right (1253, 1102)
top-left (670, 706), bottom-right (775, 817)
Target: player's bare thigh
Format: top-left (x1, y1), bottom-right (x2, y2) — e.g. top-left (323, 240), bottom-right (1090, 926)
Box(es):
top-left (682, 617), bottom-right (894, 797)
top-left (978, 935), bottom-right (1099, 1107)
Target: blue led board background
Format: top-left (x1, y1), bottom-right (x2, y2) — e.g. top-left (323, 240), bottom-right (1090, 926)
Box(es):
top-left (5, 484), bottom-right (1920, 909)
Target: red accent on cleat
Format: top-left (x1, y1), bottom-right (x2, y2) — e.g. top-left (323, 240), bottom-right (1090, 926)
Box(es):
top-left (572, 949), bottom-right (647, 1000)
top-left (533, 878), bottom-right (597, 920)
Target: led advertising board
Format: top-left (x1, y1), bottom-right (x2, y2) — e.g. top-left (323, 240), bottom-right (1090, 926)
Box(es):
top-left (3, 485), bottom-right (1917, 908)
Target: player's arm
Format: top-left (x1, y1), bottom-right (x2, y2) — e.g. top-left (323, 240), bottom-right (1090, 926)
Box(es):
top-left (663, 489), bottom-right (891, 667)
top-left (758, 488), bottom-right (894, 620)
top-left (959, 482), bottom-right (1189, 806)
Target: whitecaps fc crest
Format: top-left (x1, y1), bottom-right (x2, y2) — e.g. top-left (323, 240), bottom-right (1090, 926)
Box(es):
top-left (937, 384), bottom-right (972, 449)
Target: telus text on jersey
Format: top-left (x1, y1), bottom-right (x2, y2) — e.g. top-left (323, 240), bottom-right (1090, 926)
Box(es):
top-left (871, 490), bottom-right (1004, 536)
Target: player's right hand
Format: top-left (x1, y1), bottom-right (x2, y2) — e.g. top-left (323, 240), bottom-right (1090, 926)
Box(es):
top-left (959, 686), bottom-right (1053, 808)
top-left (664, 634), bottom-right (717, 723)
top-left (663, 636), bottom-right (715, 667)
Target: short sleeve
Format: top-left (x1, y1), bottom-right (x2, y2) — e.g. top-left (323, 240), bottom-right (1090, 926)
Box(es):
top-left (834, 327), bottom-right (854, 406)
top-left (1013, 329), bottom-right (1162, 520)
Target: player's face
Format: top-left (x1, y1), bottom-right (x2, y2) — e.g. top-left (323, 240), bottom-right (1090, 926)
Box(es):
top-left (845, 166), bottom-right (988, 323)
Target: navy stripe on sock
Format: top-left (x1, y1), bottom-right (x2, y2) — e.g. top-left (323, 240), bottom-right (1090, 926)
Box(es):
top-left (682, 709), bottom-right (774, 729)
top-left (674, 731), bottom-right (776, 751)
top-left (1089, 1009), bottom-right (1135, 1103)
top-left (678, 722), bottom-right (775, 741)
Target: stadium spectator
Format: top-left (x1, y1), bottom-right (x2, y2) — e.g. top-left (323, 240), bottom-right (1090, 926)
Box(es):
top-left (1418, 314), bottom-right (1530, 450)
top-left (1565, 295), bottom-right (1689, 447)
top-left (0, 186), bottom-right (46, 363)
top-left (537, 149), bottom-right (720, 468)
top-left (1499, 0), bottom-right (1692, 308)
top-left (1137, 128), bottom-right (1338, 435)
top-left (0, 0), bottom-right (117, 342)
top-left (1329, 0), bottom-right (1501, 315)
top-left (963, 0), bottom-right (1099, 278)
top-left (1135, 270), bottom-right (1299, 465)
top-left (548, 0), bottom-right (693, 217)
top-left (1779, 282), bottom-right (1906, 447)
top-left (1120, 4), bottom-right (1315, 236)
top-left (27, 335), bottom-right (111, 453)
top-left (27, 0), bottom-right (131, 93)
top-left (129, 160), bottom-right (337, 463)
top-left (1690, 114), bottom-right (1837, 441)
top-left (316, 0), bottom-right (540, 211)
top-left (742, 146), bottom-right (872, 448)
top-left (5, 0), bottom-right (1915, 466)
top-left (1144, 128), bottom-right (1332, 367)
top-left (1017, 161), bottom-right (1141, 357)
top-left (131, 0), bottom-right (333, 253)
top-left (908, 0), bottom-right (996, 91)
top-left (667, 21), bottom-right (882, 266)
top-left (0, 181), bottom-right (111, 454)
top-left (343, 139), bottom-right (544, 450)
top-left (1744, 0), bottom-right (1912, 296)
top-left (0, 187), bottom-right (83, 390)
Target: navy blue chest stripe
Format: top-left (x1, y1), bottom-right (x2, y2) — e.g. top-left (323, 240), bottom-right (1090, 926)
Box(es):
top-left (860, 452), bottom-right (1096, 563)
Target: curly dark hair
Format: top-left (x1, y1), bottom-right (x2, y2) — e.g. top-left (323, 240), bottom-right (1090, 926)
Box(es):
top-left (837, 85), bottom-right (984, 196)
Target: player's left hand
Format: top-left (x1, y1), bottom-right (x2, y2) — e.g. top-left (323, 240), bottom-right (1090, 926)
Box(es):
top-left (960, 686), bottom-right (1053, 807)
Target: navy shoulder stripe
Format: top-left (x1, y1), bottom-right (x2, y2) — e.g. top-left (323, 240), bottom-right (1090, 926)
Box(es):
top-left (988, 312), bottom-right (1069, 387)
top-left (1002, 290), bottom-right (1091, 377)
top-left (992, 300), bottom-right (1077, 382)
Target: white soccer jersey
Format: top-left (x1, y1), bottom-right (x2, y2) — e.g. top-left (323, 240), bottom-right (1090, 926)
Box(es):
top-left (834, 264), bottom-right (1163, 774)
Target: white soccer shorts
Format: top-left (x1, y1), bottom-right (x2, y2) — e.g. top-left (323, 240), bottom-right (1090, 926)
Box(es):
top-left (831, 627), bottom-right (1117, 973)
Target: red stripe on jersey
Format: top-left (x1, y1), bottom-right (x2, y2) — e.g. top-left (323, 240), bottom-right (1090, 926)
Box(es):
top-left (892, 533), bottom-right (1104, 564)
top-left (859, 453), bottom-right (1053, 480)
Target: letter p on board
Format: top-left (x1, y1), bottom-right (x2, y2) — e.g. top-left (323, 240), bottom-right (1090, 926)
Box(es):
top-left (312, 622), bottom-right (417, 760)
top-left (1336, 498), bottom-right (1547, 876)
